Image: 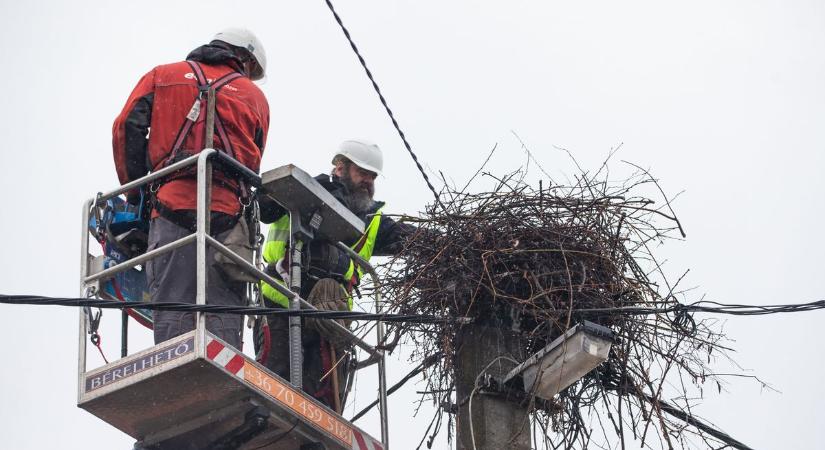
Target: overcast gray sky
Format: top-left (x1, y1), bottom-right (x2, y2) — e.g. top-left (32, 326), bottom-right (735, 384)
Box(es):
top-left (0, 1), bottom-right (823, 448)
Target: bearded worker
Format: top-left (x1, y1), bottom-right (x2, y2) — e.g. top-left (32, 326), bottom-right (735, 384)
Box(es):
top-left (255, 139), bottom-right (415, 411)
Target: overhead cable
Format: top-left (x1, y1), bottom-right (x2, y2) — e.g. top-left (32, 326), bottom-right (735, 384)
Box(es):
top-left (574, 299), bottom-right (825, 317)
top-left (322, 0), bottom-right (445, 211)
top-left (640, 393), bottom-right (755, 450)
top-left (0, 295), bottom-right (448, 324)
top-left (2, 294), bottom-right (823, 321)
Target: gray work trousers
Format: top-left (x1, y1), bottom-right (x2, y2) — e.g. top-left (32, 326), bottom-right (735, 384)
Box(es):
top-left (146, 216), bottom-right (245, 349)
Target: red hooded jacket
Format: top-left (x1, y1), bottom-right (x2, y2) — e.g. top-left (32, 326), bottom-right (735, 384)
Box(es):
top-left (113, 45), bottom-right (269, 217)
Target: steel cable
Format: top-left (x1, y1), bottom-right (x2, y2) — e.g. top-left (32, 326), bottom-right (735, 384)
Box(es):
top-left (2, 294), bottom-right (822, 320)
top-left (0, 294), bottom-right (448, 324)
top-left (322, 0), bottom-right (445, 212)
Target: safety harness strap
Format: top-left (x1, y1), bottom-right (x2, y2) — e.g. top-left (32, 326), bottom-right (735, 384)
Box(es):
top-left (149, 61), bottom-right (247, 231)
top-left (157, 61), bottom-right (243, 171)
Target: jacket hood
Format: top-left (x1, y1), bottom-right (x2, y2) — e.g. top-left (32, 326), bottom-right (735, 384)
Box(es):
top-left (186, 44), bottom-right (245, 74)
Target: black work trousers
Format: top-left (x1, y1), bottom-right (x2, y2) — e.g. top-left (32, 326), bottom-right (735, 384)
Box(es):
top-left (255, 314), bottom-right (349, 409)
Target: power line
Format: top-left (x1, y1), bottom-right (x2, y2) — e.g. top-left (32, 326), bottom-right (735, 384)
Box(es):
top-left (641, 393), bottom-right (755, 450)
top-left (351, 351), bottom-right (444, 422)
top-left (0, 295), bottom-right (448, 324)
top-left (322, 0), bottom-right (445, 211)
top-left (574, 299), bottom-right (825, 317)
top-left (2, 294), bottom-right (822, 322)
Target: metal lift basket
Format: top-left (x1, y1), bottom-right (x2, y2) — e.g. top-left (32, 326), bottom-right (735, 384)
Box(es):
top-left (78, 330), bottom-right (383, 450)
top-left (78, 151), bottom-right (388, 450)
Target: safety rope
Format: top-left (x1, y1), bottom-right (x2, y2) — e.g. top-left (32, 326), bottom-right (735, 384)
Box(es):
top-left (82, 286), bottom-right (109, 363)
top-left (92, 332), bottom-right (109, 364)
top-left (323, 0), bottom-right (446, 212)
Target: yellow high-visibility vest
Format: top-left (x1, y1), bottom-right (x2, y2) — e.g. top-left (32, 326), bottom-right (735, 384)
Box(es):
top-left (260, 210), bottom-right (382, 309)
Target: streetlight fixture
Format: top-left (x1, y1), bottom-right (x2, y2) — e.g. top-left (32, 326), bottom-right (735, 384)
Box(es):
top-left (504, 321), bottom-right (614, 400)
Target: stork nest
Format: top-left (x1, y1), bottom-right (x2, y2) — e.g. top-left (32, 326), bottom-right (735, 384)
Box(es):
top-left (373, 156), bottom-right (736, 449)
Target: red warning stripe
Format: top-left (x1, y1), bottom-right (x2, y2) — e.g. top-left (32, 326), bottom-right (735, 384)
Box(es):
top-left (206, 338), bottom-right (224, 359)
top-left (353, 429), bottom-right (369, 450)
top-left (225, 353), bottom-right (245, 374)
top-left (353, 428), bottom-right (384, 450)
top-left (205, 336), bottom-right (245, 376)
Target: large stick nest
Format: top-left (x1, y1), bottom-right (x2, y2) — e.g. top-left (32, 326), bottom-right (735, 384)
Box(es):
top-left (374, 152), bottom-right (737, 449)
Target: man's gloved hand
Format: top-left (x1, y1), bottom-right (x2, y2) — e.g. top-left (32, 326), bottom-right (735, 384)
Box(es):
top-left (305, 278), bottom-right (352, 348)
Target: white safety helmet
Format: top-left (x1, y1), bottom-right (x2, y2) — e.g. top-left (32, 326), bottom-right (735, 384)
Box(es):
top-left (333, 139), bottom-right (384, 175)
top-left (213, 27), bottom-right (267, 81)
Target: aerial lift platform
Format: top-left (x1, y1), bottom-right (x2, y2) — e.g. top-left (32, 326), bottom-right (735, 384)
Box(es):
top-left (78, 151), bottom-right (388, 450)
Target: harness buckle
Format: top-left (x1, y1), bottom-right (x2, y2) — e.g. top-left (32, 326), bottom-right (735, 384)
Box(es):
top-left (240, 194), bottom-right (252, 209)
top-left (197, 83), bottom-right (210, 99)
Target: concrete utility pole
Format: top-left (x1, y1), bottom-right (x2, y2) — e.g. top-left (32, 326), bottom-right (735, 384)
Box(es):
top-left (456, 325), bottom-right (531, 450)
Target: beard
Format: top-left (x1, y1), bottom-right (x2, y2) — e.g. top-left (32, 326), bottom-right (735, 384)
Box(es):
top-left (340, 171), bottom-right (375, 216)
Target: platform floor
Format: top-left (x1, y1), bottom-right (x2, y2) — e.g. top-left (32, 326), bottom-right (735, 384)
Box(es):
top-left (78, 331), bottom-right (384, 450)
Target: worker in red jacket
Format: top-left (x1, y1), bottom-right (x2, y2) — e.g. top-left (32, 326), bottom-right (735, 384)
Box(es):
top-left (112, 28), bottom-right (270, 349)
